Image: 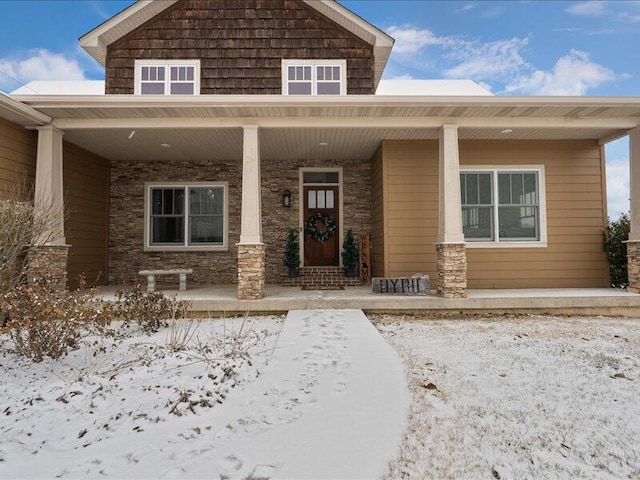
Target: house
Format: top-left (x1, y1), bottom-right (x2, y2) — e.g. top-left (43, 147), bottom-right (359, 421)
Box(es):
top-left (1, 0), bottom-right (640, 299)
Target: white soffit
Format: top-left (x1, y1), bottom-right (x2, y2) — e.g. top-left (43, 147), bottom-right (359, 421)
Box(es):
top-left (79, 0), bottom-right (179, 66)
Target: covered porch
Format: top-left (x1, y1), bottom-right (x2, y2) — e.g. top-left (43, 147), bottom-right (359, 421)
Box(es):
top-left (18, 94), bottom-right (640, 300)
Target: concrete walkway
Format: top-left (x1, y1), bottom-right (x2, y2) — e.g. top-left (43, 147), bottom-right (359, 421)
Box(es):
top-left (164, 309), bottom-right (409, 479)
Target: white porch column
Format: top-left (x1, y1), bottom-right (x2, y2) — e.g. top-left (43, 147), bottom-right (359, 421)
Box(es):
top-left (35, 126), bottom-right (65, 245)
top-left (627, 128), bottom-right (640, 291)
top-left (436, 125), bottom-right (467, 298)
top-left (239, 125), bottom-right (263, 244)
top-left (237, 125), bottom-right (265, 299)
top-left (30, 126), bottom-right (68, 289)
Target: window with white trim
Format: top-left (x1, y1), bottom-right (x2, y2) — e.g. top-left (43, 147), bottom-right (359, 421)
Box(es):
top-left (135, 60), bottom-right (200, 95)
top-left (282, 60), bottom-right (346, 95)
top-left (460, 169), bottom-right (545, 244)
top-left (145, 183), bottom-right (227, 250)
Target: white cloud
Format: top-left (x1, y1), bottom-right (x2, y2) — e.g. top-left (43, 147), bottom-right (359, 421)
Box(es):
top-left (443, 37), bottom-right (529, 81)
top-left (606, 157), bottom-right (630, 219)
top-left (566, 1), bottom-right (608, 17)
top-left (505, 49), bottom-right (615, 95)
top-left (386, 26), bottom-right (457, 54)
top-left (455, 3), bottom-right (477, 14)
top-left (0, 49), bottom-right (87, 91)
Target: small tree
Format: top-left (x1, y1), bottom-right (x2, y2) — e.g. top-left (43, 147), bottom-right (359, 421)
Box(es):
top-left (342, 229), bottom-right (359, 277)
top-left (283, 228), bottom-right (300, 277)
top-left (603, 212), bottom-right (630, 288)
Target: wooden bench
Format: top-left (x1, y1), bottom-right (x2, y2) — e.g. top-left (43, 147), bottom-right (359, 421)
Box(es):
top-left (138, 269), bottom-right (193, 292)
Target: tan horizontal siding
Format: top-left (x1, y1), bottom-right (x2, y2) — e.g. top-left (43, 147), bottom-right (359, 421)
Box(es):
top-left (380, 139), bottom-right (609, 288)
top-left (63, 141), bottom-right (110, 288)
top-left (0, 117), bottom-right (36, 199)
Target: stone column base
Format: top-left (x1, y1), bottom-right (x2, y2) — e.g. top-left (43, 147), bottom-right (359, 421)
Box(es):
top-left (237, 243), bottom-right (266, 300)
top-left (27, 244), bottom-right (69, 290)
top-left (436, 242), bottom-right (467, 298)
top-left (627, 241), bottom-right (640, 293)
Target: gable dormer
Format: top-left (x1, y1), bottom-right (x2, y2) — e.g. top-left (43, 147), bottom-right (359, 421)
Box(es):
top-left (79, 0), bottom-right (393, 96)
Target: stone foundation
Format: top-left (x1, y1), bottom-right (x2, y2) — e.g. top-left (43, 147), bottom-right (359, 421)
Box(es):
top-left (237, 244), bottom-right (266, 300)
top-left (436, 243), bottom-right (467, 298)
top-left (627, 241), bottom-right (640, 292)
top-left (27, 245), bottom-right (69, 290)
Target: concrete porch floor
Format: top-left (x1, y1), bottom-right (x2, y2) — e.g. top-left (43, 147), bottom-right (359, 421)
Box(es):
top-left (97, 285), bottom-right (640, 317)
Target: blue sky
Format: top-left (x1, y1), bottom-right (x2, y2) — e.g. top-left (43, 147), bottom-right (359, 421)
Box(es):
top-left (0, 0), bottom-right (633, 218)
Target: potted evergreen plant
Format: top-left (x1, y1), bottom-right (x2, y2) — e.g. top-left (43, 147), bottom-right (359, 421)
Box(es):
top-left (284, 228), bottom-right (301, 278)
top-left (342, 229), bottom-right (359, 277)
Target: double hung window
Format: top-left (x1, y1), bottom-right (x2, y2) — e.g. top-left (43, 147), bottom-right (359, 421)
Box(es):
top-left (282, 60), bottom-right (346, 95)
top-left (135, 60), bottom-right (200, 95)
top-left (145, 183), bottom-right (227, 250)
top-left (460, 168), bottom-right (545, 245)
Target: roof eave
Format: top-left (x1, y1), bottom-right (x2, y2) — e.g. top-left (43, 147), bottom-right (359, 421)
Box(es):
top-left (14, 93), bottom-right (640, 108)
top-left (0, 92), bottom-right (51, 127)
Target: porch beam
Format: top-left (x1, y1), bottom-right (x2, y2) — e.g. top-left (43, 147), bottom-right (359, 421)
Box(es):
top-left (50, 116), bottom-right (640, 131)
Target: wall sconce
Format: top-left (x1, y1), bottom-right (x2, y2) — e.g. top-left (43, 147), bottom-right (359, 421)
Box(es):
top-left (282, 189), bottom-right (292, 208)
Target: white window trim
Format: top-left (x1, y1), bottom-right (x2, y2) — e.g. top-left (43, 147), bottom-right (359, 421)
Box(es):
top-left (134, 60), bottom-right (201, 95)
top-left (144, 181), bottom-right (228, 252)
top-left (460, 166), bottom-right (547, 249)
top-left (282, 59), bottom-right (347, 96)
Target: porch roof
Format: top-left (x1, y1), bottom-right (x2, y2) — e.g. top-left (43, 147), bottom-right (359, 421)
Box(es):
top-left (15, 94), bottom-right (640, 161)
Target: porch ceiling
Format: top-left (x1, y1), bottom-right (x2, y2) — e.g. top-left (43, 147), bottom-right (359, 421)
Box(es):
top-left (62, 125), bottom-right (619, 163)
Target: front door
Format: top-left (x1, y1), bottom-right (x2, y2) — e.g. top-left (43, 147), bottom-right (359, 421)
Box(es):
top-left (303, 185), bottom-right (339, 266)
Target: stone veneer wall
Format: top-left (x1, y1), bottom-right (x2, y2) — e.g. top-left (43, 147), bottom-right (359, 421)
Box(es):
top-left (628, 242), bottom-right (640, 293)
top-left (436, 243), bottom-right (467, 298)
top-left (238, 244), bottom-right (266, 299)
top-left (109, 156), bottom-right (371, 285)
top-left (109, 158), bottom-right (242, 285)
top-left (27, 245), bottom-right (69, 290)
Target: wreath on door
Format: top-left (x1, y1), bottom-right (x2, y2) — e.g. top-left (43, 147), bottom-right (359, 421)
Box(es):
top-left (306, 213), bottom-right (337, 242)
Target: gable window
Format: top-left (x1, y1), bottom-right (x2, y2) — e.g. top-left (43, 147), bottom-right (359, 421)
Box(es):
top-left (144, 182), bottom-right (228, 251)
top-left (460, 168), bottom-right (546, 246)
top-left (282, 60), bottom-right (346, 95)
top-left (135, 60), bottom-right (200, 95)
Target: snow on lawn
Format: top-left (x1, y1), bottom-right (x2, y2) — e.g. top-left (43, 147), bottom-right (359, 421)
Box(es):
top-left (375, 315), bottom-right (640, 479)
top-left (0, 316), bottom-right (284, 479)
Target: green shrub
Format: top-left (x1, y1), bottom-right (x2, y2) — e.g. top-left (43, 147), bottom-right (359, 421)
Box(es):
top-left (342, 229), bottom-right (359, 275)
top-left (603, 212), bottom-right (630, 288)
top-left (283, 228), bottom-right (300, 270)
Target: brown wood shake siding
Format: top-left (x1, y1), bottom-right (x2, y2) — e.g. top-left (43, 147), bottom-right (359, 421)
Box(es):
top-left (379, 139), bottom-right (609, 289)
top-left (105, 0), bottom-right (375, 95)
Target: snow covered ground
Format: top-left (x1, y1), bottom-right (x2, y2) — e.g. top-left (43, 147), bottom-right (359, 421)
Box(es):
top-left (375, 315), bottom-right (640, 479)
top-left (0, 309), bottom-right (408, 479)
